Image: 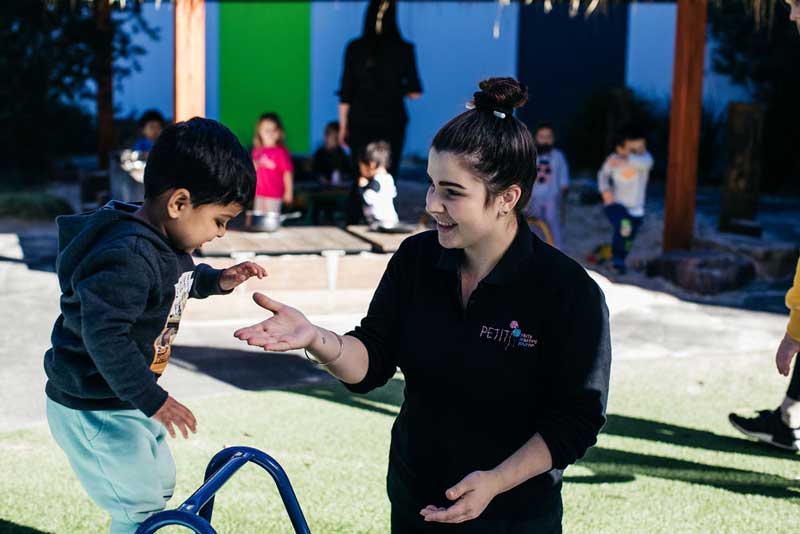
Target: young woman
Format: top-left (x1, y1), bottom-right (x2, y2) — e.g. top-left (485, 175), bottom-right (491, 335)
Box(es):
top-left (235, 77), bottom-right (611, 533)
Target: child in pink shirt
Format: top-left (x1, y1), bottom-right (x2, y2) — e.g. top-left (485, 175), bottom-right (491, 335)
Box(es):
top-left (248, 113), bottom-right (294, 227)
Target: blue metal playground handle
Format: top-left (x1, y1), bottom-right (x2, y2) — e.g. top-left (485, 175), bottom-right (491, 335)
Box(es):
top-left (136, 446), bottom-right (311, 534)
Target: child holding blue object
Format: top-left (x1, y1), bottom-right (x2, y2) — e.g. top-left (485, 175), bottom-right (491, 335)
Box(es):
top-left (131, 109), bottom-right (166, 157)
top-left (44, 118), bottom-right (267, 534)
top-left (597, 125), bottom-right (653, 274)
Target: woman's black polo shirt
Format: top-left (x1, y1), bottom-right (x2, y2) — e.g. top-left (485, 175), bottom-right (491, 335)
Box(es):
top-left (345, 222), bottom-right (611, 520)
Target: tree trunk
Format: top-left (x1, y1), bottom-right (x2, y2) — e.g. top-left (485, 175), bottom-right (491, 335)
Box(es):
top-left (95, 0), bottom-right (113, 171)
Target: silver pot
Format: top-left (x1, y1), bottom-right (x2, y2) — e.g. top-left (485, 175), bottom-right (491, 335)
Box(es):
top-left (248, 211), bottom-right (303, 233)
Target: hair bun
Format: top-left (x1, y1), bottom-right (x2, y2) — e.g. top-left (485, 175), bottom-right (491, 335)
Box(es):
top-left (477, 77), bottom-right (528, 111)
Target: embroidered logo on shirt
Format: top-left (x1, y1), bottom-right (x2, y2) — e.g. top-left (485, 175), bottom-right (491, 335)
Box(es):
top-left (479, 320), bottom-right (538, 351)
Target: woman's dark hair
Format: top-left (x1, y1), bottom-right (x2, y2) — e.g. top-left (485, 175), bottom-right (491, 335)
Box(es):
top-left (144, 117), bottom-right (256, 207)
top-left (363, 0), bottom-right (401, 41)
top-left (431, 77), bottom-right (537, 213)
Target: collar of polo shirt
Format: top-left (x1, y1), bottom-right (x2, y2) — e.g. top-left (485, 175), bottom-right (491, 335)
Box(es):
top-left (435, 217), bottom-right (536, 286)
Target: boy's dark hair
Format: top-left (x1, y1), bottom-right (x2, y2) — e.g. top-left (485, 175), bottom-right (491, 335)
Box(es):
top-left (138, 109), bottom-right (166, 129)
top-left (325, 121), bottom-right (340, 135)
top-left (359, 141), bottom-right (392, 170)
top-left (534, 121), bottom-right (555, 136)
top-left (432, 77), bottom-right (536, 213)
top-left (615, 123), bottom-right (647, 147)
top-left (144, 117), bottom-right (256, 207)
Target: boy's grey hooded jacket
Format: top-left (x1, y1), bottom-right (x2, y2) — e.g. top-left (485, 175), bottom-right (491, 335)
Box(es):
top-left (44, 202), bottom-right (227, 416)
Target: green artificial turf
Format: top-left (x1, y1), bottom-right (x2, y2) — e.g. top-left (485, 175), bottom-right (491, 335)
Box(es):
top-left (1, 352), bottom-right (798, 533)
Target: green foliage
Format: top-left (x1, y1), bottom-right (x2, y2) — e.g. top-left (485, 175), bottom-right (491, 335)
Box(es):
top-left (0, 192), bottom-right (74, 219)
top-left (563, 88), bottom-right (726, 185)
top-left (0, 1), bottom-right (157, 183)
top-left (708, 2), bottom-right (800, 192)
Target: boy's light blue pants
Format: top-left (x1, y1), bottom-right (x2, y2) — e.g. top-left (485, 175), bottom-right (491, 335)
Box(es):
top-left (46, 398), bottom-right (175, 534)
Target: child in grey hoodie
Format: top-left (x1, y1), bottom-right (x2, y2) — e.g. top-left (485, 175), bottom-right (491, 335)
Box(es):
top-left (44, 118), bottom-right (266, 533)
top-left (597, 126), bottom-right (653, 274)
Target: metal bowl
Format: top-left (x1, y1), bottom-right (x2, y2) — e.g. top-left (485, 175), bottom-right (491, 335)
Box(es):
top-left (248, 211), bottom-right (302, 233)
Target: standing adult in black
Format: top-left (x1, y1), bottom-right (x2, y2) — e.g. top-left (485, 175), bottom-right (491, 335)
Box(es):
top-left (339, 0), bottom-right (423, 224)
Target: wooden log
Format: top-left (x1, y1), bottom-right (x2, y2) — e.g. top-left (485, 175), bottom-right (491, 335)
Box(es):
top-left (174, 0), bottom-right (205, 121)
top-left (663, 0), bottom-right (708, 252)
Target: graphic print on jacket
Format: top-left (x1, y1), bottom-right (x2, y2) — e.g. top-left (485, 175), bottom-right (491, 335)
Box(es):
top-left (150, 270), bottom-right (194, 374)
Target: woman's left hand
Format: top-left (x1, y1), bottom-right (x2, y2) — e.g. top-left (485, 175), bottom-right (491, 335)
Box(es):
top-left (419, 470), bottom-right (501, 524)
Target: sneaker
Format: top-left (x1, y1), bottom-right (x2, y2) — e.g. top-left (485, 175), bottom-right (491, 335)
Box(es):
top-left (728, 409), bottom-right (800, 451)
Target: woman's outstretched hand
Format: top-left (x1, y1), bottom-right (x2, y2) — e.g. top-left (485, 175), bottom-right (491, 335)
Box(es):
top-left (234, 293), bottom-right (317, 352)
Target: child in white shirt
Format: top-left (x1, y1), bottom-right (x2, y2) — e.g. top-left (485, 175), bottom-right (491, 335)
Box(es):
top-left (357, 141), bottom-right (400, 229)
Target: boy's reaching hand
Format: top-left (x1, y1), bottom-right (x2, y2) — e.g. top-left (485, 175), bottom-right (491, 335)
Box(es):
top-left (153, 396), bottom-right (197, 439)
top-left (219, 261), bottom-right (267, 291)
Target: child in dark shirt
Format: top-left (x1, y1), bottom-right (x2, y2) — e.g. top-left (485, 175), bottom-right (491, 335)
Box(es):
top-left (312, 121), bottom-right (351, 186)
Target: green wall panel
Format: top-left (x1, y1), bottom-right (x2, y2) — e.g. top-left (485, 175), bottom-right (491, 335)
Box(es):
top-left (219, 2), bottom-right (311, 153)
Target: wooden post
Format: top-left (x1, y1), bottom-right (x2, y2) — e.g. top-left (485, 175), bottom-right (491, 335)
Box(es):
top-left (663, 0), bottom-right (708, 252)
top-left (96, 0), bottom-right (113, 170)
top-left (174, 0), bottom-right (205, 121)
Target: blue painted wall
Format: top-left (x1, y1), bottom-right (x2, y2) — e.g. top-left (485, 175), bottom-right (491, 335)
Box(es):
top-left (517, 1), bottom-right (629, 135)
top-left (109, 1), bottom-right (750, 154)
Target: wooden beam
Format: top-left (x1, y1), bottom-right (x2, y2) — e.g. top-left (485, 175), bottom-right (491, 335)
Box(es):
top-left (663, 0), bottom-right (708, 252)
top-left (96, 0), bottom-right (113, 170)
top-left (174, 0), bottom-right (205, 121)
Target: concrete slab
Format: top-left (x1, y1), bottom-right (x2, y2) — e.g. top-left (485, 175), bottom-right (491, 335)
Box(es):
top-left (0, 246), bottom-right (792, 433)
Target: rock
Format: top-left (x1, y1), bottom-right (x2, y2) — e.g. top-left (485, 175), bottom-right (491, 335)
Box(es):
top-left (647, 250), bottom-right (756, 294)
top-left (694, 234), bottom-right (798, 280)
top-left (569, 177), bottom-right (603, 205)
